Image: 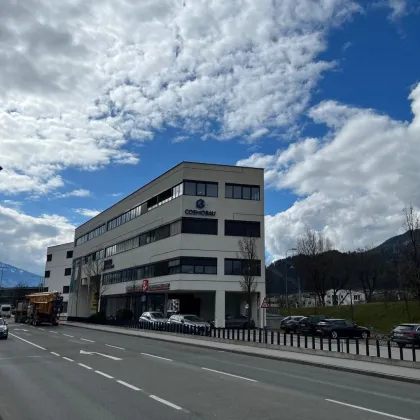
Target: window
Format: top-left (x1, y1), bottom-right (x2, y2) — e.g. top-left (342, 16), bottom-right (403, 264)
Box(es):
top-left (64, 268), bottom-right (72, 276)
top-left (63, 286), bottom-right (70, 294)
top-left (182, 217), bottom-right (218, 235)
top-left (66, 250), bottom-right (73, 259)
top-left (155, 224), bottom-right (170, 241)
top-left (45, 270), bottom-right (50, 278)
top-left (224, 259), bottom-right (261, 276)
top-left (183, 181), bottom-right (218, 197)
top-left (180, 257), bottom-right (217, 275)
top-left (225, 183), bottom-right (260, 201)
top-left (170, 220), bottom-right (182, 236)
top-left (46, 254), bottom-right (52, 262)
top-left (75, 224), bottom-right (106, 246)
top-left (225, 220), bottom-right (260, 237)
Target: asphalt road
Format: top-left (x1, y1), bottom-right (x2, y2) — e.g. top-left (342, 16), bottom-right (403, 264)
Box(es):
top-left (1, 321), bottom-right (419, 420)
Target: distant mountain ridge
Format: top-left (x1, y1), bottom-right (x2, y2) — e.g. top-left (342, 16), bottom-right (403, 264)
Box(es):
top-left (0, 262), bottom-right (42, 288)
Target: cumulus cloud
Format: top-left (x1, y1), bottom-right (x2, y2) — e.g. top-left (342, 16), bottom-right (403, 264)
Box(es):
top-left (0, 205), bottom-right (75, 274)
top-left (0, 0), bottom-right (361, 195)
top-left (238, 83), bottom-right (420, 261)
top-left (74, 208), bottom-right (101, 218)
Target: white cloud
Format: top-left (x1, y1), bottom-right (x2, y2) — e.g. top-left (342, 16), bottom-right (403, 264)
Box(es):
top-left (0, 205), bottom-right (75, 274)
top-left (0, 0), bottom-right (361, 195)
top-left (74, 208), bottom-right (101, 218)
top-left (56, 189), bottom-right (91, 199)
top-left (238, 82), bottom-right (420, 260)
top-left (172, 135), bottom-right (189, 143)
top-left (387, 0), bottom-right (407, 20)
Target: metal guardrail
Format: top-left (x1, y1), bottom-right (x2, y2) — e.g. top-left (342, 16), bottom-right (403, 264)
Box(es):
top-left (75, 318), bottom-right (419, 363)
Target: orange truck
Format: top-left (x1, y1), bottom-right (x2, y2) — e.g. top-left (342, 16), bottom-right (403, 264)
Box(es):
top-left (14, 291), bottom-right (63, 326)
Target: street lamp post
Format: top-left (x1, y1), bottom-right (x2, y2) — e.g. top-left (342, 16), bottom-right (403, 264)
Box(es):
top-left (285, 248), bottom-right (297, 314)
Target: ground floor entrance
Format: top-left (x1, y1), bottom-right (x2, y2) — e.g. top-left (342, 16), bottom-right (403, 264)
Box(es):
top-left (101, 290), bottom-right (264, 327)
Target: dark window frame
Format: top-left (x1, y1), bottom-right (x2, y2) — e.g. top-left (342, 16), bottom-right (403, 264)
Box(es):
top-left (66, 250), bottom-right (73, 259)
top-left (183, 180), bottom-right (218, 198)
top-left (63, 286), bottom-right (70, 294)
top-left (224, 220), bottom-right (261, 237)
top-left (225, 183), bottom-right (260, 201)
top-left (46, 254), bottom-right (52, 262)
top-left (64, 268), bottom-right (72, 276)
top-left (45, 270), bottom-right (50, 278)
top-left (224, 258), bottom-right (261, 277)
top-left (181, 217), bottom-right (218, 235)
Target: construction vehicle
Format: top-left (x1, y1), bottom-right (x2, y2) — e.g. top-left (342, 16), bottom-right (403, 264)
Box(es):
top-left (14, 291), bottom-right (63, 326)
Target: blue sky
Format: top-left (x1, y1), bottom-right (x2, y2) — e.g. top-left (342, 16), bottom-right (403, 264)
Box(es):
top-left (1, 0), bottom-right (420, 274)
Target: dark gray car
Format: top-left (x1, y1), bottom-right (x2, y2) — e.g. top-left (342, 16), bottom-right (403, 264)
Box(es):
top-left (168, 314), bottom-right (211, 336)
top-left (391, 323), bottom-right (420, 348)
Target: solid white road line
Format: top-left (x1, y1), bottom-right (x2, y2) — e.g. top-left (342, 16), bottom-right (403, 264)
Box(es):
top-left (141, 353), bottom-right (172, 362)
top-left (149, 395), bottom-right (183, 411)
top-left (9, 333), bottom-right (47, 351)
top-left (325, 399), bottom-right (413, 420)
top-left (49, 331), bottom-right (58, 334)
top-left (201, 367), bottom-right (258, 383)
top-left (116, 380), bottom-right (141, 391)
top-left (63, 334), bottom-right (74, 338)
top-left (80, 338), bottom-right (95, 343)
top-left (78, 363), bottom-right (92, 370)
top-left (95, 370), bottom-right (114, 379)
top-left (50, 352), bottom-right (60, 357)
top-left (105, 344), bottom-right (125, 350)
top-left (62, 357), bottom-right (74, 362)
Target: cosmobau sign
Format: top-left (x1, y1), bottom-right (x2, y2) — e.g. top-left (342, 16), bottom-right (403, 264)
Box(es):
top-left (185, 199), bottom-right (216, 217)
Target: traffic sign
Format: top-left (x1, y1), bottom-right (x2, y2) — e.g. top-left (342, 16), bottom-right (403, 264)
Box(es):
top-left (260, 296), bottom-right (281, 308)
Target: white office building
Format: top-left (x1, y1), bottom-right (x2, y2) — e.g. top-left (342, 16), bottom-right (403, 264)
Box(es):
top-left (67, 162), bottom-right (266, 328)
top-left (45, 242), bottom-right (74, 315)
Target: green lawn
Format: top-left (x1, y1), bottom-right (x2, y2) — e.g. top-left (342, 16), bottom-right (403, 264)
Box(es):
top-left (288, 301), bottom-right (420, 333)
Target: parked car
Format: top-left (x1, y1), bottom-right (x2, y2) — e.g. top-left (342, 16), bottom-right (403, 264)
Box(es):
top-left (316, 319), bottom-right (370, 339)
top-left (0, 305), bottom-right (11, 318)
top-left (168, 314), bottom-right (211, 336)
top-left (139, 311), bottom-right (168, 329)
top-left (280, 316), bottom-right (292, 329)
top-left (296, 315), bottom-right (327, 335)
top-left (391, 323), bottom-right (420, 348)
top-left (210, 314), bottom-right (255, 329)
top-left (0, 318), bottom-right (8, 339)
top-left (284, 316), bottom-right (306, 333)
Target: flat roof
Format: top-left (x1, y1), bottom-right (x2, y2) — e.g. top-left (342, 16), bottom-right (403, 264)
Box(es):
top-left (76, 160), bottom-right (264, 230)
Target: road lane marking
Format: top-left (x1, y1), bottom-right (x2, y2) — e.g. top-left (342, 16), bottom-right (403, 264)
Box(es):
top-left (80, 350), bottom-right (122, 360)
top-left (149, 395), bottom-right (182, 411)
top-left (62, 357), bottom-right (74, 362)
top-left (78, 363), bottom-right (92, 370)
top-left (141, 353), bottom-right (172, 362)
top-left (201, 367), bottom-right (258, 383)
top-left (95, 370), bottom-right (114, 379)
top-left (38, 328), bottom-right (45, 330)
top-left (325, 399), bottom-right (412, 420)
top-left (9, 333), bottom-right (47, 350)
top-left (49, 331), bottom-right (58, 334)
top-left (63, 334), bottom-right (74, 338)
top-left (105, 344), bottom-right (125, 350)
top-left (80, 338), bottom-right (95, 342)
top-left (51, 352), bottom-right (60, 357)
top-left (116, 380), bottom-right (141, 391)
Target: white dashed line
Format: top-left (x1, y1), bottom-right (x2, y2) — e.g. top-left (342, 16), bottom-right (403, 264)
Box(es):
top-left (78, 363), bottom-right (92, 370)
top-left (141, 353), bottom-right (172, 362)
top-left (116, 380), bottom-right (141, 391)
top-left (105, 344), bottom-right (125, 350)
top-left (325, 399), bottom-right (412, 420)
top-left (201, 367), bottom-right (258, 383)
top-left (49, 331), bottom-right (58, 334)
top-left (149, 395), bottom-right (183, 411)
top-left (9, 333), bottom-right (47, 351)
top-left (63, 334), bottom-right (74, 338)
top-left (95, 370), bottom-right (114, 379)
top-left (80, 338), bottom-right (95, 343)
top-left (62, 357), bottom-right (74, 362)
top-left (38, 328), bottom-right (45, 330)
top-left (51, 352), bottom-right (60, 357)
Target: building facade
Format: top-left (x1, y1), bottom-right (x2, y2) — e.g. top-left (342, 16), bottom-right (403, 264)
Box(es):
top-left (68, 162), bottom-right (266, 327)
top-left (45, 242), bottom-right (74, 315)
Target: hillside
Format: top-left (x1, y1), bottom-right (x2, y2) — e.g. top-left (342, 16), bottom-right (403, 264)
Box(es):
top-left (0, 262), bottom-right (42, 288)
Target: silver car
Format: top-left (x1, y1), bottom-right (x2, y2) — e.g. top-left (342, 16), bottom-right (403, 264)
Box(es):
top-left (139, 311), bottom-right (168, 330)
top-left (168, 314), bottom-right (211, 336)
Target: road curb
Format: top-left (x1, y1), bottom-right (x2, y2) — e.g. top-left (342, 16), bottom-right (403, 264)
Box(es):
top-left (61, 322), bottom-right (420, 385)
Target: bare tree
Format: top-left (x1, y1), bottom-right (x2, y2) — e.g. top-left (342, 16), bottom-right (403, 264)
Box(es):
top-left (400, 205), bottom-right (420, 304)
top-left (83, 255), bottom-right (108, 314)
top-left (296, 228), bottom-right (333, 306)
top-left (237, 235), bottom-right (259, 328)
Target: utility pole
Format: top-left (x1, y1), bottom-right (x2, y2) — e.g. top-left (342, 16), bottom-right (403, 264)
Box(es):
top-left (285, 248), bottom-right (297, 315)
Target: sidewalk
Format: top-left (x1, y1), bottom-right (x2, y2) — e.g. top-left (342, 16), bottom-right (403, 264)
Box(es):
top-left (62, 321), bottom-right (420, 384)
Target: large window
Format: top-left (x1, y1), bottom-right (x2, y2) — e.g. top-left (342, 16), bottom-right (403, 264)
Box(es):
top-left (224, 258), bottom-right (261, 276)
top-left (47, 254), bottom-right (52, 262)
top-left (66, 250), bottom-right (73, 259)
top-left (103, 256), bottom-right (217, 285)
top-left (181, 217), bottom-right (218, 235)
top-left (45, 270), bottom-right (50, 278)
top-left (107, 183), bottom-right (183, 231)
top-left (225, 220), bottom-right (260, 237)
top-left (75, 224), bottom-right (106, 246)
top-left (225, 183), bottom-right (260, 201)
top-left (183, 181), bottom-right (218, 197)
